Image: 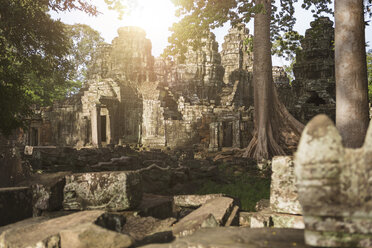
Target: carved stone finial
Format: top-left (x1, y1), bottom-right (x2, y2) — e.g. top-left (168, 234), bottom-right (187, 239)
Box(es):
top-left (294, 114), bottom-right (372, 247)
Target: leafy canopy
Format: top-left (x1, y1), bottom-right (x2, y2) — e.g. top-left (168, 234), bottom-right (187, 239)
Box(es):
top-left (0, 0), bottom-right (110, 135)
top-left (164, 0), bottom-right (325, 62)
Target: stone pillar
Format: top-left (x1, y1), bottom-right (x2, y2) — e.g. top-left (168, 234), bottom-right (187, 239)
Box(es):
top-left (209, 122), bottom-right (219, 151)
top-left (232, 120), bottom-right (240, 148)
top-left (106, 113), bottom-right (112, 144)
top-left (90, 104), bottom-right (101, 148)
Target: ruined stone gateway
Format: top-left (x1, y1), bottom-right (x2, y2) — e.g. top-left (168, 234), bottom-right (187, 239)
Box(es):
top-left (28, 18), bottom-right (335, 151)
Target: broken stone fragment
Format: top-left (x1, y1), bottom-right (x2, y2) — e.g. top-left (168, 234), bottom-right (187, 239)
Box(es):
top-left (240, 208), bottom-right (304, 229)
top-left (0, 187), bottom-right (33, 226)
top-left (60, 223), bottom-right (133, 248)
top-left (270, 156), bottom-right (302, 215)
top-left (172, 197), bottom-right (237, 237)
top-left (0, 210), bottom-right (127, 248)
top-left (17, 172), bottom-right (70, 216)
top-left (173, 194), bottom-right (225, 208)
top-left (63, 171), bottom-right (142, 211)
top-left (122, 215), bottom-right (176, 246)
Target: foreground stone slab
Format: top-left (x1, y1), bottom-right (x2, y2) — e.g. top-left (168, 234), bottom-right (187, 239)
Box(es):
top-left (60, 223), bottom-right (133, 248)
top-left (63, 171), bottom-right (142, 211)
top-left (172, 197), bottom-right (236, 237)
top-left (0, 187), bottom-right (33, 226)
top-left (270, 156), bottom-right (302, 215)
top-left (0, 210), bottom-right (126, 248)
top-left (295, 115), bottom-right (372, 247)
top-left (173, 194), bottom-right (225, 208)
top-left (141, 227), bottom-right (307, 248)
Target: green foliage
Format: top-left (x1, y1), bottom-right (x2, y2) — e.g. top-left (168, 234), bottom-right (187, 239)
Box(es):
top-left (65, 24), bottom-right (105, 94)
top-left (367, 51), bottom-right (372, 102)
top-left (0, 0), bottom-right (73, 134)
top-left (165, 0), bottom-right (305, 62)
top-left (0, 1), bottom-right (110, 135)
top-left (271, 31), bottom-right (303, 60)
top-left (197, 165), bottom-right (271, 211)
top-left (284, 58), bottom-right (297, 85)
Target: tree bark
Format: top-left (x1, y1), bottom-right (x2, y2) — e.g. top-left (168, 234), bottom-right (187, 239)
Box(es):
top-left (335, 0), bottom-right (369, 148)
top-left (244, 0), bottom-right (304, 161)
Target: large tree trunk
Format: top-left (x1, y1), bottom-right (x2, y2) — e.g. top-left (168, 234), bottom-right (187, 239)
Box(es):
top-left (244, 0), bottom-right (304, 161)
top-left (335, 0), bottom-right (369, 148)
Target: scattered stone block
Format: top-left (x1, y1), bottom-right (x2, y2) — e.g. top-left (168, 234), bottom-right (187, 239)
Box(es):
top-left (63, 171), bottom-right (142, 211)
top-left (270, 156), bottom-right (302, 215)
top-left (141, 227), bottom-right (307, 248)
top-left (173, 194), bottom-right (225, 208)
top-left (138, 194), bottom-right (174, 219)
top-left (0, 210), bottom-right (126, 248)
top-left (241, 208), bottom-right (304, 229)
top-left (0, 187), bottom-right (33, 226)
top-left (270, 213), bottom-right (304, 229)
top-left (249, 210), bottom-right (272, 228)
top-left (60, 223), bottom-right (133, 248)
top-left (239, 212), bottom-right (252, 227)
top-left (172, 197), bottom-right (236, 237)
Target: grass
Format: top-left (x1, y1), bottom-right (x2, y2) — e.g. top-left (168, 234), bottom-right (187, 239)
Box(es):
top-left (196, 163), bottom-right (271, 211)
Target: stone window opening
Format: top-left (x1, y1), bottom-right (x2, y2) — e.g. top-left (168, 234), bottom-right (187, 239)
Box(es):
top-left (306, 91), bottom-right (326, 106)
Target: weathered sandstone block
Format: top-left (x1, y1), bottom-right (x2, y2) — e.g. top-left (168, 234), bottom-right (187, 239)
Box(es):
top-left (63, 171), bottom-right (142, 211)
top-left (270, 156), bottom-right (302, 215)
top-left (295, 114), bottom-right (372, 247)
top-left (173, 194), bottom-right (225, 208)
top-left (172, 197), bottom-right (237, 237)
top-left (18, 172), bottom-right (69, 216)
top-left (0, 210), bottom-right (127, 248)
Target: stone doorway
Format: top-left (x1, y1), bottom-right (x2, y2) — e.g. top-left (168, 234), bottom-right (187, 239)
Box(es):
top-left (101, 116), bottom-right (107, 143)
top-left (30, 127), bottom-right (39, 146)
top-left (222, 122), bottom-right (233, 147)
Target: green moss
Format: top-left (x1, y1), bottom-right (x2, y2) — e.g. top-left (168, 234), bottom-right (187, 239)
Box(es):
top-left (196, 165), bottom-right (271, 211)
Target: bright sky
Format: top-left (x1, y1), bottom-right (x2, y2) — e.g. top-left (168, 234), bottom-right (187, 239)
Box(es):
top-left (51, 0), bottom-right (372, 66)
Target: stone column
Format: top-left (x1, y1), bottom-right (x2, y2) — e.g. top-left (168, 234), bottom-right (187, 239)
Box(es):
top-left (208, 122), bottom-right (219, 152)
top-left (90, 104), bottom-right (101, 148)
top-left (232, 120), bottom-right (241, 148)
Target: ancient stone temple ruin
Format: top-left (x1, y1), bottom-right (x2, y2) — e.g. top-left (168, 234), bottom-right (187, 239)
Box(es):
top-left (27, 18), bottom-right (336, 150)
top-left (279, 17), bottom-right (336, 123)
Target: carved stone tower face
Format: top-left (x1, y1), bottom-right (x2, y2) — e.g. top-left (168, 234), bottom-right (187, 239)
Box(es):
top-left (90, 26), bottom-right (155, 84)
top-left (221, 25), bottom-right (253, 84)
